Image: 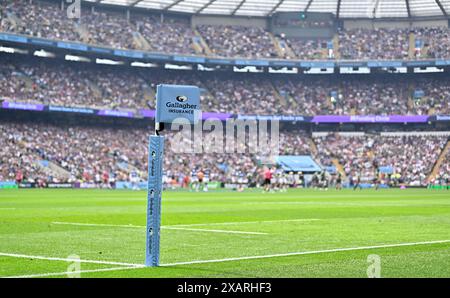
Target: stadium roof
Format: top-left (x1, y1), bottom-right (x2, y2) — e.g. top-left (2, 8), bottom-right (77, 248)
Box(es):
top-left (84, 0), bottom-right (450, 18)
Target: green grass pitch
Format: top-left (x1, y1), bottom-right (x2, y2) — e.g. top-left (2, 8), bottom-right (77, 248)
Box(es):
top-left (0, 188), bottom-right (449, 278)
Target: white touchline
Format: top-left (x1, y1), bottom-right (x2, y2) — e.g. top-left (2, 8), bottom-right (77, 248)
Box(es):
top-left (1, 239), bottom-right (449, 276)
top-left (0, 252), bottom-right (144, 268)
top-left (162, 226), bottom-right (267, 235)
top-left (172, 218), bottom-right (320, 227)
top-left (2, 266), bottom-right (137, 278)
top-left (51, 221), bottom-right (267, 235)
top-left (52, 221), bottom-right (144, 228)
top-left (159, 239), bottom-right (450, 267)
top-left (52, 218), bottom-right (320, 228)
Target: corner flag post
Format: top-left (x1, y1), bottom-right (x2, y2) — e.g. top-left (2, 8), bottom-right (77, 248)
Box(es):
top-left (145, 84), bottom-right (201, 267)
top-left (145, 135), bottom-right (164, 267)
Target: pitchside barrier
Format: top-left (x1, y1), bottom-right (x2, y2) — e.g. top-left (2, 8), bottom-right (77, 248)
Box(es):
top-left (146, 84), bottom-right (201, 267)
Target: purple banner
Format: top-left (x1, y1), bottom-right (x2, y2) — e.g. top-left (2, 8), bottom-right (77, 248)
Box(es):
top-left (97, 109), bottom-right (134, 118)
top-left (2, 101), bottom-right (44, 111)
top-left (311, 115), bottom-right (429, 123)
top-left (140, 109), bottom-right (155, 118)
top-left (202, 112), bottom-right (232, 120)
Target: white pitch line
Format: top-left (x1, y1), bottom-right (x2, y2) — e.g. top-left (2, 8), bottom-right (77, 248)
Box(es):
top-left (172, 218), bottom-right (320, 227)
top-left (1, 239), bottom-right (449, 276)
top-left (52, 221), bottom-right (143, 229)
top-left (0, 252), bottom-right (144, 268)
top-left (51, 221), bottom-right (267, 235)
top-left (160, 239), bottom-right (450, 267)
top-left (2, 266), bottom-right (137, 279)
top-left (162, 226), bottom-right (267, 235)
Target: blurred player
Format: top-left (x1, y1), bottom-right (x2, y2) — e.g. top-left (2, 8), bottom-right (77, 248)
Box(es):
top-left (102, 171), bottom-right (109, 189)
top-left (196, 169), bottom-right (204, 192)
top-left (203, 169), bottom-right (210, 192)
top-left (263, 167), bottom-right (272, 192)
top-left (190, 168), bottom-right (198, 191)
top-left (373, 174), bottom-right (380, 190)
top-left (237, 170), bottom-right (245, 192)
top-left (15, 169), bottom-right (23, 185)
top-left (129, 170), bottom-right (140, 190)
top-left (95, 172), bottom-right (101, 188)
top-left (273, 168), bottom-right (282, 192)
top-left (287, 171), bottom-right (295, 188)
top-left (298, 171), bottom-right (304, 188)
top-left (335, 173), bottom-right (342, 190)
top-left (280, 171), bottom-right (288, 192)
top-left (182, 173), bottom-right (190, 189)
top-left (311, 172), bottom-right (319, 189)
top-left (108, 172), bottom-right (116, 189)
top-left (320, 171), bottom-right (328, 190)
top-left (446, 173), bottom-right (450, 190)
top-left (353, 174), bottom-right (362, 191)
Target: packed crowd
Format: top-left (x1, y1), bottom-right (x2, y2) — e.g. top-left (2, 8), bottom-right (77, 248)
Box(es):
top-left (1, 0), bottom-right (80, 41)
top-left (3, 1), bottom-right (450, 60)
top-left (275, 76), bottom-right (448, 115)
top-left (1, 120), bottom-right (446, 187)
top-left (435, 146), bottom-right (450, 184)
top-left (205, 77), bottom-right (281, 115)
top-left (412, 77), bottom-right (450, 115)
top-left (0, 61), bottom-right (148, 109)
top-left (0, 0), bottom-right (196, 54)
top-left (286, 38), bottom-right (332, 60)
top-left (2, 59), bottom-right (450, 115)
top-left (0, 121), bottom-right (312, 185)
top-left (413, 27), bottom-right (450, 59)
top-left (338, 28), bottom-right (409, 60)
top-left (274, 78), bottom-right (333, 115)
top-left (0, 122), bottom-right (148, 183)
top-left (313, 134), bottom-right (446, 185)
top-left (0, 123), bottom-right (50, 182)
top-left (197, 25), bottom-right (278, 58)
top-left (337, 79), bottom-right (410, 115)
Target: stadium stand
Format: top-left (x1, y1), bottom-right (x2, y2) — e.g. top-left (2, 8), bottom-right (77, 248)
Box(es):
top-left (313, 134), bottom-right (447, 186)
top-left (286, 38), bottom-right (334, 60)
top-left (2, 0), bottom-right (450, 60)
top-left (0, 121), bottom-right (312, 185)
top-left (0, 0), bottom-right (449, 190)
top-left (436, 142), bottom-right (450, 184)
top-left (2, 118), bottom-right (446, 187)
top-left (196, 25), bottom-right (278, 58)
top-left (413, 27), bottom-right (450, 59)
top-left (2, 58), bottom-right (449, 115)
top-left (1, 0), bottom-right (196, 54)
top-left (337, 28), bottom-right (410, 60)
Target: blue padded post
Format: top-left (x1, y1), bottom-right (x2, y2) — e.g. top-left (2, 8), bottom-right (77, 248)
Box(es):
top-left (145, 135), bottom-right (164, 267)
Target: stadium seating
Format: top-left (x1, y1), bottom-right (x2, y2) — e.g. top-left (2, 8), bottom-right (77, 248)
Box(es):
top-left (337, 28), bottom-right (409, 60)
top-left (2, 0), bottom-right (450, 60)
top-left (436, 146), bottom-right (450, 183)
top-left (413, 27), bottom-right (450, 59)
top-left (286, 38), bottom-right (334, 60)
top-left (313, 134), bottom-right (447, 186)
top-left (2, 120), bottom-right (446, 186)
top-left (0, 122), bottom-right (312, 184)
top-left (1, 0), bottom-right (449, 189)
top-left (196, 25), bottom-right (278, 58)
top-left (2, 59), bottom-right (449, 115)
top-left (1, 0), bottom-right (196, 54)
